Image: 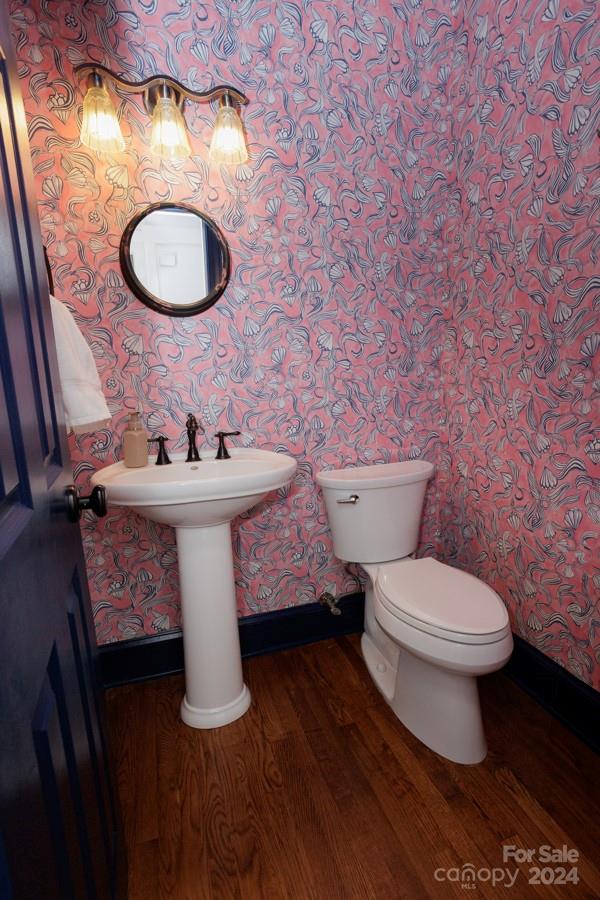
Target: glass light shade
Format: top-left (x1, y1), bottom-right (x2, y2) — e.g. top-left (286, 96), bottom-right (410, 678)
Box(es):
top-left (80, 84), bottom-right (125, 154)
top-left (150, 95), bottom-right (191, 160)
top-left (210, 104), bottom-right (248, 165)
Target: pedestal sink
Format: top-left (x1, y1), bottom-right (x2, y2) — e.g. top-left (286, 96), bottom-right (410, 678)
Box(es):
top-left (91, 448), bottom-right (297, 728)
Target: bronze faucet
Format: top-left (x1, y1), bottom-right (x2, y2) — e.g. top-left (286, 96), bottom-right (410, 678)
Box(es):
top-left (186, 414), bottom-right (202, 462)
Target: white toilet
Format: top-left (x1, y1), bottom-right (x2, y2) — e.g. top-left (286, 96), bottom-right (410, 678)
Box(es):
top-left (316, 460), bottom-right (513, 764)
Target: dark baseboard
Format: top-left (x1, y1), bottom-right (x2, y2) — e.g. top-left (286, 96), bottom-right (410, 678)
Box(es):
top-left (99, 600), bottom-right (599, 754)
top-left (505, 634), bottom-right (599, 754)
top-left (99, 591), bottom-right (365, 689)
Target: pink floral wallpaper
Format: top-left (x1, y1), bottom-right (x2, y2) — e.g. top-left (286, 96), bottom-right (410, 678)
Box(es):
top-left (9, 1), bottom-right (599, 689)
top-left (440, 1), bottom-right (600, 689)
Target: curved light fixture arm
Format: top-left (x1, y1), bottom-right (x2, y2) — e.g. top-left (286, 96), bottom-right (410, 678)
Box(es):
top-left (74, 63), bottom-right (249, 108)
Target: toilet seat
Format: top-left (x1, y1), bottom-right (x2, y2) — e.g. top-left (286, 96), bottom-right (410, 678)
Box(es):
top-left (374, 558), bottom-right (510, 645)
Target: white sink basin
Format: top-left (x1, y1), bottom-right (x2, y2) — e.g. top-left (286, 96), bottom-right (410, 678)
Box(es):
top-left (92, 448), bottom-right (296, 527)
top-left (91, 446), bottom-right (297, 729)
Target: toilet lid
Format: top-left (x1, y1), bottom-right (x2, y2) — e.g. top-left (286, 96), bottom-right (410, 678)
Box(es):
top-left (375, 558), bottom-right (509, 637)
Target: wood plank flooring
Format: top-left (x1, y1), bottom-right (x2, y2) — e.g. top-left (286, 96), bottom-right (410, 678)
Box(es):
top-left (106, 635), bottom-right (600, 899)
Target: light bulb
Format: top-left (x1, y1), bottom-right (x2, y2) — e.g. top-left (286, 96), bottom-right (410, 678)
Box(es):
top-left (80, 77), bottom-right (125, 154)
top-left (210, 95), bottom-right (248, 165)
top-left (149, 88), bottom-right (191, 161)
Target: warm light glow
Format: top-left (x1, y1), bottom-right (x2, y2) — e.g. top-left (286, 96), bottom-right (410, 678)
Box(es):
top-left (150, 94), bottom-right (191, 161)
top-left (77, 68), bottom-right (249, 163)
top-left (210, 101), bottom-right (248, 165)
top-left (80, 83), bottom-right (125, 154)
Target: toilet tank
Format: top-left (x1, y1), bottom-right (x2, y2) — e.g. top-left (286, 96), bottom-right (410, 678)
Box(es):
top-left (316, 460), bottom-right (434, 564)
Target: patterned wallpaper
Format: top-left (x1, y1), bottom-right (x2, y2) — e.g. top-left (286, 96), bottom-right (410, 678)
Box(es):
top-left (9, 1), bottom-right (599, 689)
top-left (10, 0), bottom-right (453, 641)
top-left (440, 1), bottom-right (600, 688)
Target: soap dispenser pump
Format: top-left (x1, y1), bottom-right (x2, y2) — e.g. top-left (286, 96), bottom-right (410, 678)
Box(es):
top-left (123, 410), bottom-right (148, 468)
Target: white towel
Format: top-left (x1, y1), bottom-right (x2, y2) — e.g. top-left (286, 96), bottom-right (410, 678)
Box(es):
top-left (50, 295), bottom-right (111, 433)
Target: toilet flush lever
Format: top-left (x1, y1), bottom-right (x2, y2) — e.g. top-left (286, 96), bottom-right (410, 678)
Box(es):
top-left (337, 494), bottom-right (359, 504)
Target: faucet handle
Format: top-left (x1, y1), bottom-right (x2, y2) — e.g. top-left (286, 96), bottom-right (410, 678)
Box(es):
top-left (214, 431), bottom-right (241, 460)
top-left (148, 435), bottom-right (171, 465)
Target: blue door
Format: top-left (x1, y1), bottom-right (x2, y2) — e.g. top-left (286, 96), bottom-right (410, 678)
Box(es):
top-left (0, 8), bottom-right (121, 899)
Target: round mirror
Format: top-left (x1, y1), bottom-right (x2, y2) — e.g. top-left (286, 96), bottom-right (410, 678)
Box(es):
top-left (119, 202), bottom-right (230, 316)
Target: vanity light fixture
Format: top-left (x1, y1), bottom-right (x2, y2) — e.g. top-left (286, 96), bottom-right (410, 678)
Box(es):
top-left (75, 64), bottom-right (248, 163)
top-left (79, 72), bottom-right (125, 155)
top-left (209, 94), bottom-right (248, 165)
top-left (148, 83), bottom-right (191, 161)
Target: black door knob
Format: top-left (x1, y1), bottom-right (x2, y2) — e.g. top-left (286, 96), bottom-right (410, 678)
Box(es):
top-left (65, 484), bottom-right (107, 522)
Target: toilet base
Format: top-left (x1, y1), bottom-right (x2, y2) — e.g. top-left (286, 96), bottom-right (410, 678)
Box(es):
top-left (361, 632), bottom-right (396, 702)
top-left (362, 632), bottom-right (487, 765)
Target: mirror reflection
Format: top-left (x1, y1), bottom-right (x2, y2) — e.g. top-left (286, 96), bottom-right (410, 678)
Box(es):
top-left (120, 203), bottom-right (229, 316)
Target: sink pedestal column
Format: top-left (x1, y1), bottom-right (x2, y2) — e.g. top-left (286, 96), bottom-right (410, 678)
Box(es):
top-left (176, 523), bottom-right (251, 728)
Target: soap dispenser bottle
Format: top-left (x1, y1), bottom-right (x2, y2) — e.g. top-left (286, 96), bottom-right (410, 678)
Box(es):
top-left (123, 410), bottom-right (148, 468)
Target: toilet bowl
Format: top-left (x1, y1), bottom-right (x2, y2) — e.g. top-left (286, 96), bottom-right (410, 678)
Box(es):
top-left (316, 461), bottom-right (513, 764)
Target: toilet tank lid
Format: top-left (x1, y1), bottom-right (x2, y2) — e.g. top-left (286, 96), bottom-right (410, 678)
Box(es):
top-left (316, 460), bottom-right (434, 490)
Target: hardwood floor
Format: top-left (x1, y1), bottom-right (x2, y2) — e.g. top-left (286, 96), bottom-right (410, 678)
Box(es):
top-left (106, 635), bottom-right (600, 899)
